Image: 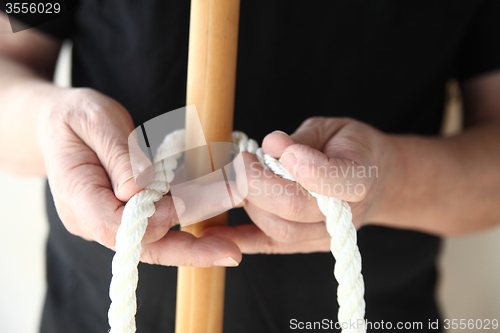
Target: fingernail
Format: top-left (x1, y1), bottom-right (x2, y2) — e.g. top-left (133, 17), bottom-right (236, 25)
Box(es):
top-left (213, 256), bottom-right (239, 267)
top-left (280, 151), bottom-right (297, 168)
top-left (172, 196), bottom-right (186, 217)
top-left (117, 175), bottom-right (135, 192)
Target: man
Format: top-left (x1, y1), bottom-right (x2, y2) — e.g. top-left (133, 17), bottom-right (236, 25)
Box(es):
top-left (0, 1), bottom-right (499, 332)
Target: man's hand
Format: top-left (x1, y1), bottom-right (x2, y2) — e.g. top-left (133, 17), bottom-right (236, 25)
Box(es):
top-left (202, 117), bottom-right (401, 254)
top-left (37, 88), bottom-right (241, 267)
top-left (0, 15), bottom-right (240, 267)
top-left (204, 70), bottom-right (500, 254)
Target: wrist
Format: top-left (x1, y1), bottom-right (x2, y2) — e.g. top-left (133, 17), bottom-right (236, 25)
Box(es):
top-left (35, 85), bottom-right (71, 156)
top-left (365, 132), bottom-right (411, 226)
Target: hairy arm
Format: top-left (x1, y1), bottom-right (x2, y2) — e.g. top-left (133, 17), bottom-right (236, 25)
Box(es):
top-left (0, 13), bottom-right (242, 266)
top-left (375, 71), bottom-right (500, 235)
top-left (204, 72), bottom-right (500, 254)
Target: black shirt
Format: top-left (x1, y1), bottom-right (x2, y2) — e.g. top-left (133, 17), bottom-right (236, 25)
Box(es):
top-left (25, 0), bottom-right (500, 332)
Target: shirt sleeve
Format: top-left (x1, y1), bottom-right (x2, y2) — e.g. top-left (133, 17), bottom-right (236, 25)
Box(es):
top-left (0, 0), bottom-right (77, 40)
top-left (457, 0), bottom-right (500, 81)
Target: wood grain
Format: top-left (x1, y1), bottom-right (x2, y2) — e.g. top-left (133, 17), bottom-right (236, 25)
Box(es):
top-left (176, 1), bottom-right (240, 332)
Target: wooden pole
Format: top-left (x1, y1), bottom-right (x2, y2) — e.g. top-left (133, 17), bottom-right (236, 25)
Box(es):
top-left (176, 1), bottom-right (240, 332)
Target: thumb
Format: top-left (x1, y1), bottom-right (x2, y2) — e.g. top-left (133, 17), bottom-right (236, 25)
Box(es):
top-left (280, 144), bottom-right (368, 202)
top-left (109, 131), bottom-right (153, 202)
top-left (262, 118), bottom-right (350, 158)
top-left (101, 116), bottom-right (154, 202)
top-left (68, 90), bottom-right (153, 202)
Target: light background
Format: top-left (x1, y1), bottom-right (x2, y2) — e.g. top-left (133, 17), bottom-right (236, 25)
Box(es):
top-left (0, 43), bottom-right (499, 333)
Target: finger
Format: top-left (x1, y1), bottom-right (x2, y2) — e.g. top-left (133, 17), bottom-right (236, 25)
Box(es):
top-left (280, 143), bottom-right (369, 201)
top-left (244, 202), bottom-right (327, 243)
top-left (65, 90), bottom-right (152, 202)
top-left (142, 195), bottom-right (184, 244)
top-left (61, 165), bottom-right (128, 248)
top-left (141, 231), bottom-right (242, 267)
top-left (262, 118), bottom-right (350, 158)
top-left (290, 117), bottom-right (350, 149)
top-left (261, 130), bottom-right (294, 158)
top-left (127, 129), bottom-right (155, 190)
top-left (40, 116), bottom-right (125, 247)
top-left (235, 152), bottom-right (324, 222)
top-left (76, 187), bottom-right (181, 247)
top-left (171, 179), bottom-right (244, 227)
top-left (73, 186), bottom-right (181, 247)
top-left (46, 135), bottom-right (179, 247)
top-left (201, 224), bottom-right (330, 254)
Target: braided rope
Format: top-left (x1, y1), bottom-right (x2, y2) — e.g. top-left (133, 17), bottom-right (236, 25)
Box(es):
top-left (108, 130), bottom-right (365, 333)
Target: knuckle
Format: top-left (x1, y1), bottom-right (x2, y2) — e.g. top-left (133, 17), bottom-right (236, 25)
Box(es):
top-left (85, 101), bottom-right (110, 126)
top-left (275, 188), bottom-right (301, 219)
top-left (74, 87), bottom-right (96, 98)
top-left (303, 117), bottom-right (324, 126)
top-left (141, 246), bottom-right (160, 265)
top-left (352, 177), bottom-right (370, 201)
top-left (192, 241), bottom-right (219, 267)
top-left (258, 236), bottom-right (277, 254)
top-left (72, 88), bottom-right (124, 127)
top-left (54, 199), bottom-right (92, 241)
top-left (269, 220), bottom-right (292, 243)
top-left (329, 136), bottom-right (357, 152)
top-left (71, 89), bottom-right (103, 116)
top-left (337, 116), bottom-right (356, 124)
top-left (62, 221), bottom-right (81, 238)
top-left (107, 142), bottom-right (130, 171)
top-left (93, 223), bottom-right (116, 248)
top-left (192, 254), bottom-right (210, 268)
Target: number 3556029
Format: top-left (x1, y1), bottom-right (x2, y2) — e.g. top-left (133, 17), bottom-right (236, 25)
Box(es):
top-left (443, 319), bottom-right (498, 330)
top-left (5, 2), bottom-right (61, 14)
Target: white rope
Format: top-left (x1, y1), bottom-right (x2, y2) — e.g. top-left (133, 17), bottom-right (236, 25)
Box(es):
top-left (108, 130), bottom-right (365, 333)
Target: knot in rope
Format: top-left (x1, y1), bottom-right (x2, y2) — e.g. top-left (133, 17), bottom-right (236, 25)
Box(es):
top-left (108, 130), bottom-right (366, 333)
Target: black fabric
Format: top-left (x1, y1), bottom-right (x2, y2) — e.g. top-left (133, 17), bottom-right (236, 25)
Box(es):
top-left (35, 0), bottom-right (500, 332)
top-left (457, 0), bottom-right (500, 81)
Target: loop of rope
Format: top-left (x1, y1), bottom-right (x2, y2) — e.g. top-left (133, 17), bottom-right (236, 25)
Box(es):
top-left (108, 130), bottom-right (366, 333)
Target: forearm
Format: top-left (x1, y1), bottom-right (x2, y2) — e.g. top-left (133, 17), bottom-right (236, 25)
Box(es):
top-left (377, 122), bottom-right (500, 235)
top-left (0, 55), bottom-right (64, 175)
